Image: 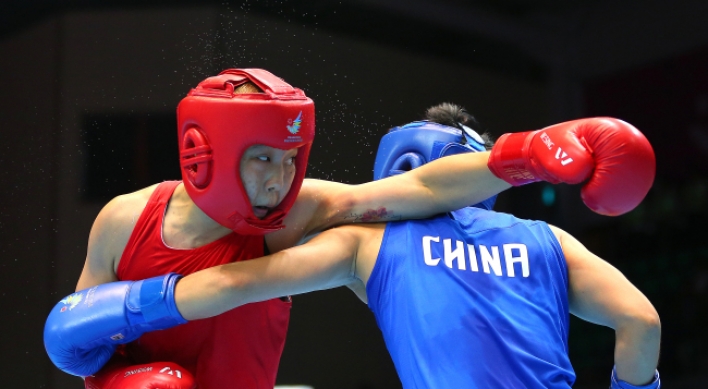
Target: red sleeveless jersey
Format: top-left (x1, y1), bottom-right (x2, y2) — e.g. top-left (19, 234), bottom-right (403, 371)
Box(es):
top-left (116, 181), bottom-right (291, 389)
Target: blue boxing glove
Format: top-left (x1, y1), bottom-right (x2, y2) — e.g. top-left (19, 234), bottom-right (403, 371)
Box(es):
top-left (610, 367), bottom-right (660, 389)
top-left (43, 273), bottom-right (187, 377)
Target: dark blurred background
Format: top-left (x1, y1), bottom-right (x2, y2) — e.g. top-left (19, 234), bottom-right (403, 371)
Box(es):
top-left (1, 0), bottom-right (707, 388)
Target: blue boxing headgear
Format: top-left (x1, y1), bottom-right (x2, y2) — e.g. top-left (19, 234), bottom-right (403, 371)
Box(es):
top-left (373, 121), bottom-right (497, 210)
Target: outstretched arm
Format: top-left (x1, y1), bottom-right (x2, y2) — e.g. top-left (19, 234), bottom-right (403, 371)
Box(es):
top-left (45, 225), bottom-right (372, 377)
top-left (267, 152), bottom-right (507, 251)
top-left (550, 225), bottom-right (661, 386)
top-left (326, 151), bottom-right (507, 223)
top-left (174, 226), bottom-right (370, 320)
top-left (280, 117), bottom-right (654, 251)
top-left (270, 152), bottom-right (506, 251)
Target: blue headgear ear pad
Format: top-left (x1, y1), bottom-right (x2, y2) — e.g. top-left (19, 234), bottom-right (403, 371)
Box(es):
top-left (387, 152), bottom-right (426, 177)
top-left (373, 121), bottom-right (496, 210)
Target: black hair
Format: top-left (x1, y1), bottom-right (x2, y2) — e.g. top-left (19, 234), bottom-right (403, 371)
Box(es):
top-left (423, 102), bottom-right (495, 150)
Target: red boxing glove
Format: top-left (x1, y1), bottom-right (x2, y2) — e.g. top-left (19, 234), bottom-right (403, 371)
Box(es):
top-left (488, 117), bottom-right (656, 216)
top-left (84, 356), bottom-right (196, 389)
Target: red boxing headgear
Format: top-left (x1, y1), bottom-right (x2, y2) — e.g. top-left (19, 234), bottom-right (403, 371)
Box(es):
top-left (177, 68), bottom-right (315, 235)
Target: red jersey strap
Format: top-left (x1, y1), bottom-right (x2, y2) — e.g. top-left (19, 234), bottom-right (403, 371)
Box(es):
top-left (117, 181), bottom-right (181, 280)
top-left (113, 181), bottom-right (290, 388)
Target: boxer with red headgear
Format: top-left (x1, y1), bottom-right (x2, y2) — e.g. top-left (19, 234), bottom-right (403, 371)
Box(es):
top-left (178, 68), bottom-right (314, 234)
top-left (46, 69), bottom-right (653, 389)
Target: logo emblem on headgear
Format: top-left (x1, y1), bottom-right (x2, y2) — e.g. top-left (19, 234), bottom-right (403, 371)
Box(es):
top-left (287, 111), bottom-right (302, 134)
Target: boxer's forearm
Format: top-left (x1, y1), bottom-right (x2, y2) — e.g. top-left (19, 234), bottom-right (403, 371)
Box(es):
top-left (614, 316), bottom-right (661, 385)
top-left (174, 232), bottom-right (357, 320)
top-left (173, 266), bottom-right (242, 320)
top-left (331, 152), bottom-right (510, 225)
top-left (408, 151), bottom-right (511, 214)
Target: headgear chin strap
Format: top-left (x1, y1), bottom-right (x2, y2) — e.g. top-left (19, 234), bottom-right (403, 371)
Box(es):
top-left (178, 68), bottom-right (315, 235)
top-left (373, 121), bottom-right (496, 210)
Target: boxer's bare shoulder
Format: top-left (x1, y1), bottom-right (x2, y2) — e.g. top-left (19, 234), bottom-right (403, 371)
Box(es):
top-left (77, 184), bottom-right (160, 290)
top-left (97, 183), bottom-right (159, 234)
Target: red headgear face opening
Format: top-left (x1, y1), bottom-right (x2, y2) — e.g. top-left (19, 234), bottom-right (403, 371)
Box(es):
top-left (177, 68), bottom-right (315, 235)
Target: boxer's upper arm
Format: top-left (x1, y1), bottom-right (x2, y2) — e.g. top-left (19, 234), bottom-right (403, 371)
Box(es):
top-left (549, 225), bottom-right (658, 328)
top-left (76, 199), bottom-right (122, 290)
top-left (281, 178), bottom-right (399, 245)
top-left (551, 225), bottom-right (660, 384)
top-left (76, 190), bottom-right (148, 290)
top-left (289, 178), bottom-right (409, 236)
top-left (266, 180), bottom-right (327, 252)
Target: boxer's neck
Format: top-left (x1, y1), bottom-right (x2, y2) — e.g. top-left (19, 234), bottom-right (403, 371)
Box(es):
top-left (162, 183), bottom-right (233, 249)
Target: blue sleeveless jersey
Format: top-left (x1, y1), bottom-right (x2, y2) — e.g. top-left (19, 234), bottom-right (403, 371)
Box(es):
top-left (366, 208), bottom-right (575, 389)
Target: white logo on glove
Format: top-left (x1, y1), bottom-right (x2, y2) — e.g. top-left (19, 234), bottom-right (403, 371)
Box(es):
top-left (160, 367), bottom-right (183, 379)
top-left (555, 148), bottom-right (574, 166)
top-left (541, 132), bottom-right (555, 150)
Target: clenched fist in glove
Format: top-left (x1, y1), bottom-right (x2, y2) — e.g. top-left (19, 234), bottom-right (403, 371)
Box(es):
top-left (44, 273), bottom-right (186, 378)
top-left (488, 117), bottom-right (655, 216)
top-left (85, 355), bottom-right (196, 389)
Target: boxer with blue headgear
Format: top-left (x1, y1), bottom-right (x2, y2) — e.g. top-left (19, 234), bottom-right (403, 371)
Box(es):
top-left (374, 103), bottom-right (497, 210)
